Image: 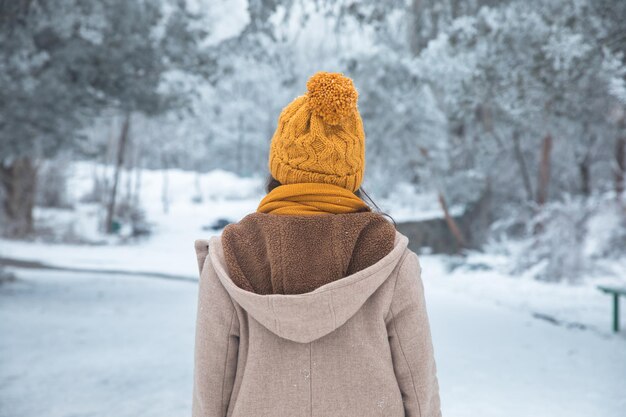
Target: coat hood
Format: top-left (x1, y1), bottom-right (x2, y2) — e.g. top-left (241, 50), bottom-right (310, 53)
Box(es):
top-left (207, 226), bottom-right (409, 344)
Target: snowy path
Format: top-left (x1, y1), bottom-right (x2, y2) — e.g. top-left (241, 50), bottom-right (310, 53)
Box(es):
top-left (0, 269), bottom-right (196, 417)
top-left (1, 267), bottom-right (625, 417)
top-left (426, 280), bottom-right (626, 417)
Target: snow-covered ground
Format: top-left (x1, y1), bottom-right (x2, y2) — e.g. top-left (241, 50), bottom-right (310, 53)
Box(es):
top-left (0, 269), bottom-right (195, 417)
top-left (1, 266), bottom-right (624, 417)
top-left (1, 162), bottom-right (625, 416)
top-left (425, 273), bottom-right (626, 417)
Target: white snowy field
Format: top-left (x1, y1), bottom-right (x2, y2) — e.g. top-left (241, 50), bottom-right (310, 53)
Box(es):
top-left (0, 269), bottom-right (195, 417)
top-left (1, 266), bottom-right (624, 417)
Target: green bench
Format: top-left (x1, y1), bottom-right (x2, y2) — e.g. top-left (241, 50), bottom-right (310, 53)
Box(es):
top-left (597, 286), bottom-right (626, 333)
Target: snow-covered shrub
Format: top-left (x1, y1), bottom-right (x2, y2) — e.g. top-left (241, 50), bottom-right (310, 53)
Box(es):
top-left (80, 175), bottom-right (109, 204)
top-left (36, 159), bottom-right (72, 209)
top-left (604, 219), bottom-right (626, 258)
top-left (595, 199), bottom-right (626, 259)
top-left (514, 196), bottom-right (592, 283)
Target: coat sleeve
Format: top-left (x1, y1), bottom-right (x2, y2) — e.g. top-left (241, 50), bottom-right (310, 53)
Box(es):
top-left (192, 240), bottom-right (240, 417)
top-left (385, 251), bottom-right (441, 417)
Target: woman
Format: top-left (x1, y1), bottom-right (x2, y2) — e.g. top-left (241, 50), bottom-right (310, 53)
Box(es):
top-left (193, 72), bottom-right (441, 417)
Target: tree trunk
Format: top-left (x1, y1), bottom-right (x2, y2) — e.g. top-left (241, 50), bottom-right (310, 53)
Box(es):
top-left (512, 131), bottom-right (533, 201)
top-left (615, 135), bottom-right (625, 199)
top-left (0, 157), bottom-right (38, 238)
top-left (124, 136), bottom-right (134, 203)
top-left (579, 155), bottom-right (591, 197)
top-left (438, 191), bottom-right (467, 250)
top-left (408, 0), bottom-right (424, 56)
top-left (536, 134), bottom-right (552, 206)
top-left (105, 112), bottom-right (131, 234)
top-left (533, 134), bottom-right (553, 235)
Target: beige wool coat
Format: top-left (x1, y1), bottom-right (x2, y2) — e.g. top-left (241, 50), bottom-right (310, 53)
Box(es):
top-left (192, 212), bottom-right (441, 417)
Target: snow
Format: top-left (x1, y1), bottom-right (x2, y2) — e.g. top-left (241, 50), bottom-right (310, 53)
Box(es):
top-left (423, 252), bottom-right (626, 334)
top-left (426, 276), bottom-right (626, 417)
top-left (1, 265), bottom-right (624, 417)
top-left (0, 269), bottom-right (195, 417)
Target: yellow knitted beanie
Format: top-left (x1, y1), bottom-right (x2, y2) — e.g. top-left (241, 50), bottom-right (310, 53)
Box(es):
top-left (268, 71), bottom-right (365, 192)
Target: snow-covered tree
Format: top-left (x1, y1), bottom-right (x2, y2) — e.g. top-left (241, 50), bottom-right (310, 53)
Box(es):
top-left (0, 0), bottom-right (211, 236)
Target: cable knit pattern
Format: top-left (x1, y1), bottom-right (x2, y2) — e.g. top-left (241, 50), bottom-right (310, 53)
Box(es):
top-left (268, 72), bottom-right (365, 192)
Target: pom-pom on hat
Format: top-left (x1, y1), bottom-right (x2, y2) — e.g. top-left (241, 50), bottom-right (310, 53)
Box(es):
top-left (268, 71), bottom-right (365, 192)
top-left (306, 71), bottom-right (359, 125)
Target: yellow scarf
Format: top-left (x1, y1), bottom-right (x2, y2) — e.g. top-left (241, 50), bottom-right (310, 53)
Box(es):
top-left (257, 182), bottom-right (371, 215)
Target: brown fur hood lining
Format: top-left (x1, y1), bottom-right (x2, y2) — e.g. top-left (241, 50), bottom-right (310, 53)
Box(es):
top-left (220, 211), bottom-right (397, 296)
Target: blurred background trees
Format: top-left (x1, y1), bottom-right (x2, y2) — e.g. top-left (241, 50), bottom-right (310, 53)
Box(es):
top-left (1, 0), bottom-right (625, 281)
top-left (0, 0), bottom-right (210, 235)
